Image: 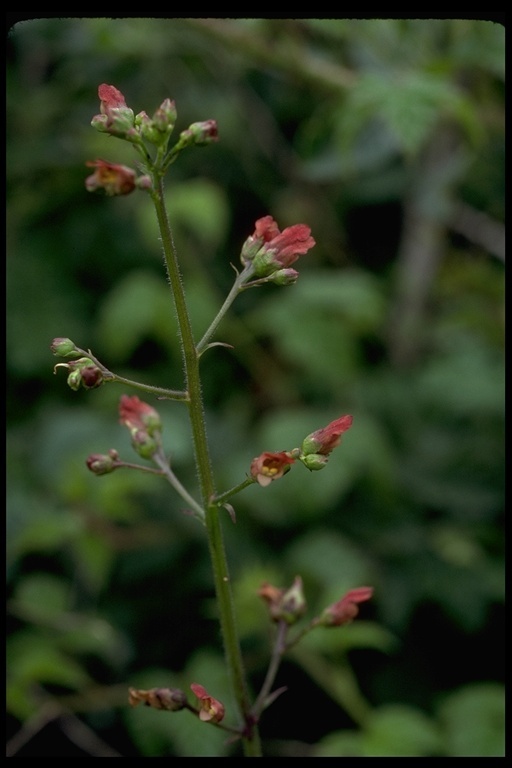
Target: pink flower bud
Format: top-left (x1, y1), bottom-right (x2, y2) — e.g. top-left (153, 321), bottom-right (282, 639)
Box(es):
top-left (301, 415), bottom-right (353, 457)
top-left (50, 337), bottom-right (78, 357)
top-left (86, 453), bottom-right (118, 475)
top-left (266, 268), bottom-right (300, 285)
top-left (183, 119), bottom-right (218, 145)
top-left (119, 395), bottom-right (162, 434)
top-left (92, 83), bottom-right (135, 138)
top-left (190, 683), bottom-right (225, 723)
top-left (250, 451), bottom-right (295, 487)
top-left (319, 586), bottom-right (374, 627)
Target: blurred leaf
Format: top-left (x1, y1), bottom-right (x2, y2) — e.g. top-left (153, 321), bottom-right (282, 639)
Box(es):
top-left (7, 631), bottom-right (91, 719)
top-left (437, 683), bottom-right (505, 757)
top-left (313, 729), bottom-right (364, 757)
top-left (285, 529), bottom-right (373, 594)
top-left (96, 270), bottom-right (176, 361)
top-left (11, 573), bottom-right (70, 623)
top-left (361, 704), bottom-right (444, 756)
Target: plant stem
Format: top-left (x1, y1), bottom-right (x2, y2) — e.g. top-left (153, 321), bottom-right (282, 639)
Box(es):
top-left (151, 174), bottom-right (261, 756)
top-left (196, 264), bottom-right (254, 355)
top-left (212, 476), bottom-right (256, 506)
top-left (250, 620), bottom-right (288, 720)
top-left (152, 449), bottom-right (206, 524)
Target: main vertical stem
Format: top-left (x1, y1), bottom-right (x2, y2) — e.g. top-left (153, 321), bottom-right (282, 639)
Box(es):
top-left (151, 176), bottom-right (261, 756)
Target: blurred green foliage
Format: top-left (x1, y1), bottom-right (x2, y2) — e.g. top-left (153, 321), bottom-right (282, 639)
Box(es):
top-left (6, 17), bottom-right (504, 757)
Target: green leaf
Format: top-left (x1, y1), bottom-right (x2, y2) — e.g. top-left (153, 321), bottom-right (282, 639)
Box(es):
top-left (11, 573), bottom-right (69, 623)
top-left (96, 270), bottom-right (176, 361)
top-left (361, 704), bottom-right (444, 756)
top-left (438, 683), bottom-right (505, 757)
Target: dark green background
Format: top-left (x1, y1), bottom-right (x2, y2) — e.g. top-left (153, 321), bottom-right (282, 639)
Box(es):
top-left (6, 18), bottom-right (505, 757)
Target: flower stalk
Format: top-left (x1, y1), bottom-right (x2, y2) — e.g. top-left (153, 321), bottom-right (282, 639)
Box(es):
top-left (149, 172), bottom-right (261, 755)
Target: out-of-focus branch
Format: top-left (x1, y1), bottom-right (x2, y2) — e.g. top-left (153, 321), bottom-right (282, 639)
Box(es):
top-left (387, 127), bottom-right (465, 367)
top-left (450, 201), bottom-right (505, 262)
top-left (184, 19), bottom-right (357, 93)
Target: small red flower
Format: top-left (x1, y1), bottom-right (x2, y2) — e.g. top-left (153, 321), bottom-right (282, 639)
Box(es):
top-left (320, 586), bottom-right (374, 627)
top-left (85, 159), bottom-right (136, 196)
top-left (255, 215), bottom-right (315, 264)
top-left (119, 395), bottom-right (161, 434)
top-left (190, 683), bottom-right (225, 723)
top-left (250, 451), bottom-right (295, 487)
top-left (301, 415), bottom-right (353, 457)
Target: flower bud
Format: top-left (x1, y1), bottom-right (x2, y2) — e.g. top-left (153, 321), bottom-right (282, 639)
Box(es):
top-left (54, 357), bottom-right (104, 391)
top-left (258, 575), bottom-right (306, 625)
top-left (80, 365), bottom-right (104, 389)
top-left (318, 586), bottom-right (374, 627)
top-left (130, 429), bottom-right (159, 459)
top-left (184, 119), bottom-right (218, 145)
top-left (119, 395), bottom-right (162, 434)
top-left (86, 452), bottom-right (118, 475)
top-left (266, 268), bottom-right (299, 286)
top-left (66, 369), bottom-right (82, 391)
top-left (135, 174), bottom-right (153, 191)
top-left (152, 98), bottom-right (177, 132)
top-left (301, 415), bottom-right (353, 457)
top-left (299, 453), bottom-right (330, 471)
top-left (50, 337), bottom-right (78, 357)
top-left (92, 83), bottom-right (136, 139)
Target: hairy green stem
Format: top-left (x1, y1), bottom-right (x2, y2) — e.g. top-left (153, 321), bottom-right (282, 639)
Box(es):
top-left (151, 174), bottom-right (261, 756)
top-left (73, 347), bottom-right (188, 401)
top-left (196, 264), bottom-right (254, 355)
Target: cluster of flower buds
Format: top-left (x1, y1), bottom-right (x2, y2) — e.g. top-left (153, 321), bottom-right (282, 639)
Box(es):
top-left (258, 576), bottom-right (307, 625)
top-left (86, 84), bottom-right (218, 197)
top-left (128, 686), bottom-right (187, 712)
top-left (135, 97), bottom-right (177, 147)
top-left (51, 338), bottom-right (105, 390)
top-left (240, 215), bottom-right (315, 283)
top-left (53, 358), bottom-right (104, 390)
top-left (119, 394), bottom-right (163, 460)
top-left (259, 579), bottom-right (373, 631)
top-left (249, 415), bottom-right (353, 487)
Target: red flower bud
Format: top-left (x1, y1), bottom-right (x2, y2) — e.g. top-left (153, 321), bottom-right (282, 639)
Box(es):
top-left (91, 83), bottom-right (136, 138)
top-left (301, 415), bottom-right (353, 457)
top-left (119, 395), bottom-right (162, 434)
top-left (319, 586), bottom-right (374, 627)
